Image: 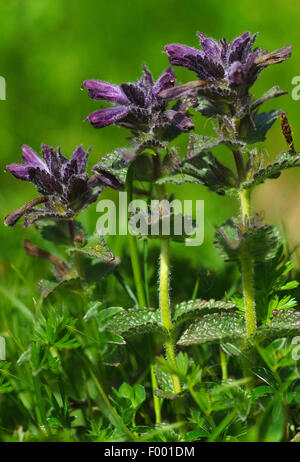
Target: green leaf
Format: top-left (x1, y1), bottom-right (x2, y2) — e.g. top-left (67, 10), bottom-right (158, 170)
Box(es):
top-left (251, 86), bottom-right (287, 111)
top-left (83, 302), bottom-right (103, 322)
top-left (105, 308), bottom-right (167, 337)
top-left (38, 219), bottom-right (84, 246)
top-left (38, 278), bottom-right (79, 298)
top-left (0, 361), bottom-right (14, 394)
top-left (255, 310), bottom-right (300, 341)
top-left (214, 218), bottom-right (281, 262)
top-left (177, 312), bottom-right (247, 346)
top-left (246, 110), bottom-right (281, 144)
top-left (187, 134), bottom-right (245, 159)
top-left (157, 151), bottom-right (237, 194)
top-left (242, 151), bottom-right (300, 189)
top-left (153, 360), bottom-right (179, 400)
top-left (117, 383), bottom-right (146, 410)
top-left (172, 298), bottom-right (236, 329)
top-left (68, 233), bottom-right (114, 262)
top-left (130, 209), bottom-right (197, 243)
top-left (251, 367), bottom-right (279, 390)
top-left (93, 149), bottom-right (129, 189)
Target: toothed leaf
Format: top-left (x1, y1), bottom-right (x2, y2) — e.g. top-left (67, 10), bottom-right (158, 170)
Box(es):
top-left (68, 233), bottom-right (114, 262)
top-left (172, 299), bottom-right (236, 329)
top-left (105, 308), bottom-right (167, 337)
top-left (255, 311), bottom-right (300, 341)
top-left (251, 86), bottom-right (287, 110)
top-left (177, 312), bottom-right (246, 346)
top-left (157, 151), bottom-right (237, 194)
top-left (187, 134), bottom-right (245, 159)
top-left (214, 218), bottom-right (281, 262)
top-left (242, 151), bottom-right (300, 189)
top-left (246, 110), bottom-right (282, 144)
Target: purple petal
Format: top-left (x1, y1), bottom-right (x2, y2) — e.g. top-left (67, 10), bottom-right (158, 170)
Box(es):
top-left (197, 32), bottom-right (222, 61)
top-left (159, 81), bottom-right (207, 101)
top-left (85, 106), bottom-right (130, 128)
top-left (21, 144), bottom-right (46, 170)
top-left (228, 32), bottom-right (251, 63)
top-left (165, 110), bottom-right (194, 132)
top-left (153, 67), bottom-right (176, 96)
top-left (83, 80), bottom-right (129, 104)
top-left (227, 61), bottom-right (245, 84)
top-left (6, 163), bottom-right (30, 180)
top-left (42, 145), bottom-right (66, 179)
top-left (139, 63), bottom-right (154, 89)
top-left (28, 167), bottom-right (63, 196)
top-left (164, 44), bottom-right (204, 71)
top-left (71, 145), bottom-right (91, 173)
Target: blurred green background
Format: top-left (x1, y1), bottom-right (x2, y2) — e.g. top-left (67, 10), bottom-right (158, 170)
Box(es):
top-left (0, 0), bottom-right (300, 294)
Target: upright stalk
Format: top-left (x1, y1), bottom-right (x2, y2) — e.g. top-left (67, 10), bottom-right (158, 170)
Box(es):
top-left (159, 238), bottom-right (181, 394)
top-left (239, 188), bottom-right (256, 337)
top-left (126, 164), bottom-right (162, 423)
top-left (126, 166), bottom-right (146, 307)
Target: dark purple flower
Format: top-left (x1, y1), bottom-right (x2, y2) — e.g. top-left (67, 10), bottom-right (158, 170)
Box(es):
top-left (5, 144), bottom-right (103, 226)
top-left (83, 64), bottom-right (194, 137)
top-left (162, 32), bottom-right (292, 100)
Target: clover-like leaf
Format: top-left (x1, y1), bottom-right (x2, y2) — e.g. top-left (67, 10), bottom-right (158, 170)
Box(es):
top-left (255, 310), bottom-right (300, 341)
top-left (172, 298), bottom-right (237, 329)
top-left (68, 233), bottom-right (114, 262)
top-left (245, 110), bottom-right (282, 144)
top-left (242, 151), bottom-right (300, 190)
top-left (214, 217), bottom-right (281, 262)
top-left (177, 312), bottom-right (247, 346)
top-left (105, 308), bottom-right (167, 337)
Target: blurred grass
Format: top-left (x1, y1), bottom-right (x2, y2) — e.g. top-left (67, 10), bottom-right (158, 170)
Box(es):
top-left (0, 0), bottom-right (300, 289)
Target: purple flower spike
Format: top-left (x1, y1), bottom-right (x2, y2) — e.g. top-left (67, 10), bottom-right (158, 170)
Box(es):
top-left (163, 31), bottom-right (292, 98)
top-left (83, 64), bottom-right (194, 138)
top-left (5, 144), bottom-right (103, 227)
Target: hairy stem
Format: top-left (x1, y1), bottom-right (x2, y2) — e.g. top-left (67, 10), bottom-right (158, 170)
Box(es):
top-left (160, 239), bottom-right (181, 394)
top-left (239, 189), bottom-right (256, 337)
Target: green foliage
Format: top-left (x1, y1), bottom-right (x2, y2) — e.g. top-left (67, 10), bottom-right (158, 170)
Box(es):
top-left (255, 310), bottom-right (300, 341)
top-left (68, 233), bottom-right (114, 262)
top-left (172, 298), bottom-right (236, 329)
top-left (157, 150), bottom-right (237, 194)
top-left (242, 151), bottom-right (300, 190)
top-left (177, 312), bottom-right (247, 346)
top-left (0, 362), bottom-right (14, 394)
top-left (105, 307), bottom-right (167, 337)
top-left (214, 218), bottom-right (281, 262)
top-left (244, 110), bottom-right (282, 144)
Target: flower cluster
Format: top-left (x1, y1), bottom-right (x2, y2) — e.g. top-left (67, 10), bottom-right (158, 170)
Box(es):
top-left (83, 64), bottom-right (194, 138)
top-left (162, 31), bottom-right (291, 101)
top-left (5, 144), bottom-right (102, 226)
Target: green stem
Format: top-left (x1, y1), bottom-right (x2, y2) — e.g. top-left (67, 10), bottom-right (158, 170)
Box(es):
top-left (150, 363), bottom-right (162, 424)
top-left (126, 166), bottom-right (146, 308)
top-left (160, 239), bottom-right (181, 394)
top-left (220, 348), bottom-right (228, 381)
top-left (126, 164), bottom-right (162, 425)
top-left (239, 189), bottom-right (256, 337)
top-left (32, 374), bottom-right (50, 434)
